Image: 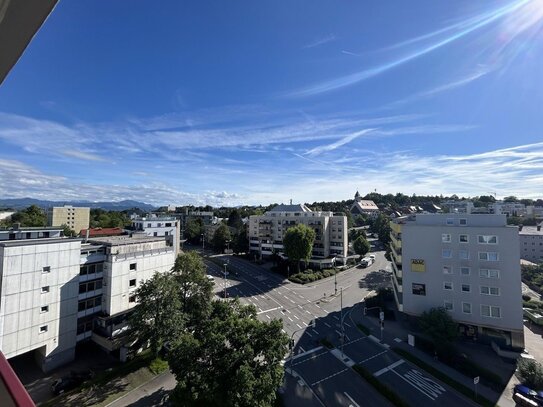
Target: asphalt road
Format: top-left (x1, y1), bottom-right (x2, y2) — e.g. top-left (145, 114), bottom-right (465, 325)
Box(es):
top-left (207, 245), bottom-right (478, 407)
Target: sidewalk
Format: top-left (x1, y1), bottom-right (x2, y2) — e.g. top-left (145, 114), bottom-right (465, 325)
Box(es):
top-left (351, 309), bottom-right (515, 407)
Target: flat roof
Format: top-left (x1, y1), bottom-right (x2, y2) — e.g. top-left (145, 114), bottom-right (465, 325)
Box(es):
top-left (0, 237), bottom-right (78, 247)
top-left (88, 235), bottom-right (165, 246)
top-left (519, 226), bottom-right (543, 236)
top-left (0, 226), bottom-right (63, 232)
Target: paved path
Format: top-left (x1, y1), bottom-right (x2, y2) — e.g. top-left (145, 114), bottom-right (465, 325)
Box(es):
top-left (106, 371), bottom-right (175, 407)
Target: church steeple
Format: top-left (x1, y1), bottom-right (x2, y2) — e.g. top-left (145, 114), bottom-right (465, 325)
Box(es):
top-left (355, 190), bottom-right (361, 202)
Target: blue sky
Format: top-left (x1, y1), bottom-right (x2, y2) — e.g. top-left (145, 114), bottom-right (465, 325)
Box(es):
top-left (1, 0), bottom-right (543, 206)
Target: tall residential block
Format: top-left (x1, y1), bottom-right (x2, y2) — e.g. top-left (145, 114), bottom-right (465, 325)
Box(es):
top-left (47, 206), bottom-right (90, 235)
top-left (390, 213), bottom-right (524, 349)
top-left (519, 224), bottom-right (543, 264)
top-left (249, 204), bottom-right (348, 264)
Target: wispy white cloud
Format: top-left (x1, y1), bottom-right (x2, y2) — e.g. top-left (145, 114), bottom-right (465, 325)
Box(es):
top-left (302, 34), bottom-right (336, 49)
top-left (305, 129), bottom-right (375, 156)
top-left (288, 0), bottom-right (534, 97)
top-left (341, 50), bottom-right (360, 57)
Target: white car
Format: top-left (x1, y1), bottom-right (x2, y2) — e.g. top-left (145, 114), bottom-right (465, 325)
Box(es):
top-left (360, 257), bottom-right (374, 267)
top-left (206, 275), bottom-right (215, 283)
top-left (369, 254), bottom-right (376, 260)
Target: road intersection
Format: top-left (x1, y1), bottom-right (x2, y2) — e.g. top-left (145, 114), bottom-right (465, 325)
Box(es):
top-left (206, 250), bottom-right (478, 407)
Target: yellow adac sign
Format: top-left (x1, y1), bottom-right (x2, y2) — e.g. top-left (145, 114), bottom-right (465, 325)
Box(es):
top-left (411, 259), bottom-right (425, 272)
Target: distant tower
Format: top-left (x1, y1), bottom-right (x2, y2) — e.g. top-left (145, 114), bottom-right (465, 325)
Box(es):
top-left (354, 190), bottom-right (361, 202)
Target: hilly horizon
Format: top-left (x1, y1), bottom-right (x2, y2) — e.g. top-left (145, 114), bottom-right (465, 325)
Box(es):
top-left (0, 197), bottom-right (156, 211)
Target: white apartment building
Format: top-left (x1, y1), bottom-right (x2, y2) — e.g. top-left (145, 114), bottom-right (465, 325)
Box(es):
top-left (0, 237), bottom-right (81, 372)
top-left (519, 225), bottom-right (543, 264)
top-left (390, 214), bottom-right (524, 349)
top-left (249, 204), bottom-right (348, 263)
top-left (490, 202), bottom-right (526, 217)
top-left (131, 215), bottom-right (180, 257)
top-left (350, 191), bottom-right (380, 219)
top-left (47, 205), bottom-right (90, 234)
top-left (0, 227), bottom-right (176, 371)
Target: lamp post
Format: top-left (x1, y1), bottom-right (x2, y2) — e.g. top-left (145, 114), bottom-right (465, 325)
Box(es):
top-left (201, 233), bottom-right (205, 253)
top-left (223, 263), bottom-right (228, 299)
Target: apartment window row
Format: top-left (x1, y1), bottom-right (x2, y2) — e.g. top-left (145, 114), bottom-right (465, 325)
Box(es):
top-left (443, 301), bottom-right (501, 318)
top-left (442, 250), bottom-right (499, 261)
top-left (80, 263), bottom-right (104, 275)
top-left (442, 234), bottom-right (498, 244)
top-left (443, 266), bottom-right (471, 275)
top-left (79, 279), bottom-right (103, 294)
top-left (446, 218), bottom-right (468, 226)
top-left (78, 295), bottom-right (101, 312)
top-left (442, 266), bottom-right (500, 278)
top-left (443, 282), bottom-right (500, 295)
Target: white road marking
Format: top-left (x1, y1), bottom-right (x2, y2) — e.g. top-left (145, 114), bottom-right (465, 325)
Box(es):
top-left (290, 347), bottom-right (327, 364)
top-left (359, 350), bottom-right (388, 364)
top-left (312, 329), bottom-right (319, 335)
top-left (374, 360), bottom-right (404, 377)
top-left (324, 322), bottom-right (332, 328)
top-left (296, 324), bottom-right (303, 329)
top-left (390, 368), bottom-right (445, 400)
top-left (344, 322), bottom-right (352, 328)
top-left (305, 330), bottom-right (313, 337)
top-left (293, 315), bottom-right (300, 320)
top-left (311, 368), bottom-right (348, 386)
top-left (332, 315), bottom-right (339, 321)
top-left (315, 304), bottom-right (322, 309)
top-left (257, 306), bottom-right (282, 315)
top-left (289, 298), bottom-right (295, 304)
top-left (343, 392), bottom-right (360, 407)
top-left (266, 315), bottom-right (271, 320)
top-left (305, 310), bottom-right (312, 315)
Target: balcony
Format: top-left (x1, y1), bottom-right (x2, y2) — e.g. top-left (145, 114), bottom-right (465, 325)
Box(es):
top-left (391, 279), bottom-right (403, 312)
top-left (391, 269), bottom-right (403, 293)
top-left (390, 221), bottom-right (403, 234)
top-left (390, 233), bottom-right (402, 249)
top-left (390, 244), bottom-right (402, 264)
top-left (391, 261), bottom-right (402, 279)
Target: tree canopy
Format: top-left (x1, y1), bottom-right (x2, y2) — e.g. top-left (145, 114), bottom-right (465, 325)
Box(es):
top-left (282, 223), bottom-right (316, 272)
top-left (227, 209), bottom-right (244, 231)
top-left (89, 208), bottom-right (131, 228)
top-left (167, 299), bottom-right (288, 407)
top-left (212, 224), bottom-right (232, 251)
top-left (185, 218), bottom-right (205, 244)
top-left (419, 307), bottom-right (458, 346)
top-left (352, 235), bottom-right (370, 256)
top-left (1, 205), bottom-right (47, 227)
top-left (129, 272), bottom-right (185, 357)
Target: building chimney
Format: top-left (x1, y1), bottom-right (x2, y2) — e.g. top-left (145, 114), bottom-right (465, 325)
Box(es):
top-left (290, 199), bottom-right (293, 205)
top-left (538, 225), bottom-right (541, 232)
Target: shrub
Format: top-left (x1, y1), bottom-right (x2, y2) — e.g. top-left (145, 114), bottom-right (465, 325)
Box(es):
top-left (149, 357), bottom-right (169, 375)
top-left (518, 359), bottom-right (543, 390)
top-left (522, 294), bottom-right (532, 302)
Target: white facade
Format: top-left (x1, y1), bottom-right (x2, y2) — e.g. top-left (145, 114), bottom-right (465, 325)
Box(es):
top-left (390, 214), bottom-right (524, 349)
top-left (249, 204), bottom-right (348, 260)
top-left (131, 216), bottom-right (180, 257)
top-left (0, 238), bottom-right (81, 371)
top-left (491, 202), bottom-right (526, 217)
top-left (519, 225), bottom-right (543, 264)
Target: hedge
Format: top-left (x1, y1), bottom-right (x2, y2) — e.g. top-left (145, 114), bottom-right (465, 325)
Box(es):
top-left (289, 269), bottom-right (338, 284)
top-left (352, 365), bottom-right (410, 407)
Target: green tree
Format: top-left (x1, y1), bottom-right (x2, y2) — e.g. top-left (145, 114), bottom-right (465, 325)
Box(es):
top-left (129, 272), bottom-right (184, 357)
top-left (283, 223), bottom-right (316, 273)
top-left (167, 299), bottom-right (288, 407)
top-left (232, 227), bottom-right (249, 254)
top-left (60, 224), bottom-right (76, 237)
top-left (212, 224), bottom-right (232, 252)
top-left (518, 359), bottom-right (543, 390)
top-left (186, 218), bottom-right (205, 244)
top-left (171, 252), bottom-right (213, 328)
top-left (353, 235), bottom-right (370, 256)
top-left (419, 307), bottom-right (458, 346)
top-left (227, 209), bottom-right (244, 231)
top-left (7, 205), bottom-right (47, 227)
top-left (503, 195), bottom-right (518, 203)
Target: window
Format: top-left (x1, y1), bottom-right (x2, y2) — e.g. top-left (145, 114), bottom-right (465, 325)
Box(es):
top-left (412, 283), bottom-right (426, 296)
top-left (480, 286), bottom-right (500, 296)
top-left (442, 234), bottom-right (451, 243)
top-left (446, 218), bottom-right (454, 225)
top-left (42, 266), bottom-right (51, 273)
top-left (462, 302), bottom-right (472, 314)
top-left (478, 235), bottom-right (498, 244)
top-left (165, 223), bottom-right (172, 227)
top-left (460, 267), bottom-right (471, 276)
top-left (459, 235), bottom-right (469, 243)
top-left (444, 301), bottom-right (454, 311)
top-left (443, 266), bottom-right (453, 275)
top-left (129, 263), bottom-right (137, 271)
top-left (147, 223), bottom-right (151, 227)
top-left (443, 281), bottom-right (453, 290)
top-left (459, 250), bottom-right (469, 260)
top-left (39, 325), bottom-right (48, 333)
top-left (442, 249), bottom-right (452, 258)
top-left (41, 286), bottom-right (50, 293)
top-left (481, 305), bottom-right (501, 318)
top-left (129, 279), bottom-right (136, 287)
top-left (459, 218), bottom-right (467, 226)
top-left (479, 269), bottom-right (500, 279)
top-left (40, 305), bottom-right (49, 313)
top-left (129, 295), bottom-right (136, 303)
top-left (479, 252), bottom-right (499, 261)
top-left (153, 232), bottom-right (158, 236)
top-left (461, 284), bottom-right (471, 293)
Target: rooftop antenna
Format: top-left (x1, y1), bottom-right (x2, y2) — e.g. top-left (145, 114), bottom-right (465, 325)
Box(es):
top-left (290, 199), bottom-right (292, 205)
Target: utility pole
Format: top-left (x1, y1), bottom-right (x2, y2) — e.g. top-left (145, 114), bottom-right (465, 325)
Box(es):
top-left (223, 263), bottom-right (228, 299)
top-left (201, 233), bottom-right (205, 253)
top-left (340, 287), bottom-right (345, 357)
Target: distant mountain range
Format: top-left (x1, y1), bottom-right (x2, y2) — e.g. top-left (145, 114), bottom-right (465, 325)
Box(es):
top-left (0, 198), bottom-right (156, 211)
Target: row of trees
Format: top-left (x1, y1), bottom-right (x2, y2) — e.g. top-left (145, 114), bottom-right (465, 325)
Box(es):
top-left (130, 251), bottom-right (288, 406)
top-left (0, 205), bottom-right (47, 227)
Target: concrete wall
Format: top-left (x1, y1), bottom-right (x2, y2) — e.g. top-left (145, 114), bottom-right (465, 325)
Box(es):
top-left (0, 240), bottom-right (81, 371)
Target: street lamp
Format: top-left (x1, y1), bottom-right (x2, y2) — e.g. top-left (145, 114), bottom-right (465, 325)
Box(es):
top-left (223, 263), bottom-right (228, 299)
top-left (201, 233), bottom-right (205, 253)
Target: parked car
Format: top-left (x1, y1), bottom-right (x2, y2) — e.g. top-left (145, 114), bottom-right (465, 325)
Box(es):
top-left (206, 275), bottom-right (215, 283)
top-left (360, 257), bottom-right (374, 268)
top-left (369, 254), bottom-right (376, 260)
top-left (51, 371), bottom-right (94, 395)
top-left (513, 384), bottom-right (543, 406)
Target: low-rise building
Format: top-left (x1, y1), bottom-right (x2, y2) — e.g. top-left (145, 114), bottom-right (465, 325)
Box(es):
top-left (249, 203), bottom-right (348, 263)
top-left (519, 224), bottom-right (543, 264)
top-left (390, 213), bottom-right (524, 349)
top-left (47, 205), bottom-right (90, 234)
top-left (79, 227), bottom-right (125, 238)
top-left (350, 191), bottom-right (379, 219)
top-left (131, 215), bottom-right (180, 256)
top-left (490, 202), bottom-right (527, 217)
